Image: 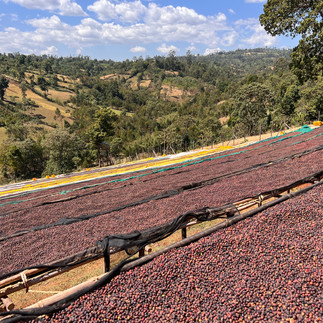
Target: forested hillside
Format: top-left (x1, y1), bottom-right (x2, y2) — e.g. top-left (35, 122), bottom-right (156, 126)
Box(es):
top-left (0, 48), bottom-right (322, 182)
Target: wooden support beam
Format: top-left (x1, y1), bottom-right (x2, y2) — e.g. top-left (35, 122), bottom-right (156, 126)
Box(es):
top-left (181, 227), bottom-right (187, 240)
top-left (0, 256), bottom-right (101, 298)
top-left (139, 249), bottom-right (145, 258)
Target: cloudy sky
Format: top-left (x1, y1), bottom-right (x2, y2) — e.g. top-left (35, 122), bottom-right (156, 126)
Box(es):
top-left (0, 0), bottom-right (297, 60)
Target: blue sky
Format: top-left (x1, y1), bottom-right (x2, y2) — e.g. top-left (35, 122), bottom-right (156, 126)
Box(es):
top-left (0, 0), bottom-right (298, 60)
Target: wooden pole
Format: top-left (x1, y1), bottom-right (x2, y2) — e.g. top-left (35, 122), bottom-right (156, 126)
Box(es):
top-left (139, 249), bottom-right (145, 258)
top-left (181, 227), bottom-right (187, 239)
top-left (0, 296), bottom-right (14, 311)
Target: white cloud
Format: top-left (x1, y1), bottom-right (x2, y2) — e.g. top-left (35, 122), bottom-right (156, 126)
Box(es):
top-left (11, 14), bottom-right (19, 21)
top-left (6, 0), bottom-right (86, 16)
top-left (88, 0), bottom-right (146, 23)
top-left (235, 18), bottom-right (276, 47)
top-left (235, 18), bottom-right (259, 26)
top-left (222, 31), bottom-right (238, 46)
top-left (41, 45), bottom-right (58, 56)
top-left (228, 9), bottom-right (235, 14)
top-left (130, 46), bottom-right (146, 53)
top-left (186, 45), bottom-right (196, 52)
top-left (0, 1), bottom-right (278, 57)
top-left (243, 24), bottom-right (276, 47)
top-left (59, 0), bottom-right (87, 16)
top-left (204, 48), bottom-right (221, 56)
top-left (144, 3), bottom-right (208, 25)
top-left (157, 43), bottom-right (179, 55)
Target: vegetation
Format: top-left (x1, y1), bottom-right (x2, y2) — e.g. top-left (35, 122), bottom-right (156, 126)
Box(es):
top-left (260, 0), bottom-right (323, 83)
top-left (0, 46), bottom-right (321, 182)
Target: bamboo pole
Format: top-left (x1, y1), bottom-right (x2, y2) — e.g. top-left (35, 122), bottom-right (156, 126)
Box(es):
top-left (0, 255), bottom-right (102, 298)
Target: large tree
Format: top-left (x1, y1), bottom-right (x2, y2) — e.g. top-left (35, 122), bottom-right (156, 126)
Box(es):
top-left (231, 83), bottom-right (275, 136)
top-left (0, 139), bottom-right (44, 181)
top-left (42, 129), bottom-right (85, 175)
top-left (87, 107), bottom-right (117, 166)
top-left (260, 0), bottom-right (323, 83)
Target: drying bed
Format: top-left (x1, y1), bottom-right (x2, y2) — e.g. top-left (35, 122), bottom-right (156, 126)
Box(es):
top-left (1, 146), bottom-right (322, 276)
top-left (39, 184), bottom-right (322, 322)
top-left (0, 127), bottom-right (319, 214)
top-left (1, 127), bottom-right (322, 235)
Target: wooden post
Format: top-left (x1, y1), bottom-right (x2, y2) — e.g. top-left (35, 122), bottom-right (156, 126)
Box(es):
top-left (258, 195), bottom-right (263, 207)
top-left (182, 227), bottom-right (187, 239)
top-left (103, 247), bottom-right (110, 273)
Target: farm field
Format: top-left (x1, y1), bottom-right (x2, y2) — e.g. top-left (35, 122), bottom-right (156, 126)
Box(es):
top-left (0, 125), bottom-right (322, 321)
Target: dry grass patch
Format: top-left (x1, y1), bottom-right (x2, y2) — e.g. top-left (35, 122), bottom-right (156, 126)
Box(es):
top-left (160, 85), bottom-right (185, 102)
top-left (47, 89), bottom-right (74, 102)
top-left (4, 81), bottom-right (23, 102)
top-left (100, 74), bottom-right (131, 81)
top-left (0, 127), bottom-right (8, 142)
top-left (139, 79), bottom-right (151, 88)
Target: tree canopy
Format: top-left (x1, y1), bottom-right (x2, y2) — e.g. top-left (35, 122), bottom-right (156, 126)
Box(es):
top-left (260, 0), bottom-right (323, 82)
top-left (0, 76), bottom-right (9, 100)
top-left (231, 83), bottom-right (275, 136)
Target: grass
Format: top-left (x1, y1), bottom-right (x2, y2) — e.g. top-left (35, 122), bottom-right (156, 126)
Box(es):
top-left (110, 108), bottom-right (133, 117)
top-left (3, 73), bottom-right (78, 132)
top-left (4, 78), bottom-right (73, 126)
top-left (0, 127), bottom-right (8, 142)
top-left (46, 88), bottom-right (74, 103)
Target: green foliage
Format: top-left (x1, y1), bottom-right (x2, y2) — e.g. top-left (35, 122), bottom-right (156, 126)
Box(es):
top-left (297, 79), bottom-right (323, 122)
top-left (0, 139), bottom-right (44, 181)
top-left (280, 84), bottom-right (300, 117)
top-left (37, 75), bottom-right (49, 94)
top-left (87, 107), bottom-right (117, 147)
top-left (0, 48), bottom-right (321, 181)
top-left (5, 121), bottom-right (29, 141)
top-left (231, 83), bottom-right (275, 136)
top-left (42, 129), bottom-right (85, 175)
top-left (260, 0), bottom-right (323, 82)
top-left (0, 76), bottom-right (9, 100)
